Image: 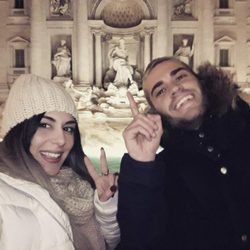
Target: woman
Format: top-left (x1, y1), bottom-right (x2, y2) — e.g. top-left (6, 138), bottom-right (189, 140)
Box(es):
top-left (0, 74), bottom-right (120, 250)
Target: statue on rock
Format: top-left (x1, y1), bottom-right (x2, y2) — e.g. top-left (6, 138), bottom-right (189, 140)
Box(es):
top-left (104, 38), bottom-right (142, 90)
top-left (52, 39), bottom-right (71, 80)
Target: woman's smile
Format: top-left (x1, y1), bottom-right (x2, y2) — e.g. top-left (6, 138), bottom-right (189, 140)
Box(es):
top-left (30, 111), bottom-right (75, 176)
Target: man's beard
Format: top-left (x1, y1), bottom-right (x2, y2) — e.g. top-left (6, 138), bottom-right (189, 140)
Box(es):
top-left (162, 112), bottom-right (204, 130)
top-left (160, 97), bottom-right (207, 131)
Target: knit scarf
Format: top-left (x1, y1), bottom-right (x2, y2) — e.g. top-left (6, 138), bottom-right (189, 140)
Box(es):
top-left (49, 168), bottom-right (94, 225)
top-left (49, 168), bottom-right (105, 250)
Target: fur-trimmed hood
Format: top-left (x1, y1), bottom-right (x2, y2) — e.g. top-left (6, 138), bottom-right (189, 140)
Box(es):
top-left (197, 63), bottom-right (238, 116)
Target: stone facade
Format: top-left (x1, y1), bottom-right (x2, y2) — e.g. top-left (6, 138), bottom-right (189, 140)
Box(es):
top-left (0, 0), bottom-right (250, 159)
top-left (0, 0), bottom-right (250, 92)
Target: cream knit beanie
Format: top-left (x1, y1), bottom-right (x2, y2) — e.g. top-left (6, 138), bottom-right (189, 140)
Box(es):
top-left (1, 74), bottom-right (78, 138)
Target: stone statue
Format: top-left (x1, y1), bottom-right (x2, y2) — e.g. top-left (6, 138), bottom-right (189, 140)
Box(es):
top-left (52, 39), bottom-right (71, 77)
top-left (174, 37), bottom-right (194, 66)
top-left (174, 0), bottom-right (193, 17)
top-left (58, 0), bottom-right (70, 16)
top-left (50, 0), bottom-right (60, 14)
top-left (108, 38), bottom-right (134, 87)
top-left (50, 0), bottom-right (71, 16)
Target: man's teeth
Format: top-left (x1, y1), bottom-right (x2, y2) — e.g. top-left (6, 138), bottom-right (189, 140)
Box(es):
top-left (176, 95), bottom-right (193, 110)
top-left (41, 152), bottom-right (61, 158)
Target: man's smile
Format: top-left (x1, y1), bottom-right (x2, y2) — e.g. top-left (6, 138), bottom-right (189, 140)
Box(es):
top-left (175, 94), bottom-right (194, 110)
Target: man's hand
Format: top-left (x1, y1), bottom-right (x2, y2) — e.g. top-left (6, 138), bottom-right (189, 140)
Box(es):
top-left (123, 92), bottom-right (163, 162)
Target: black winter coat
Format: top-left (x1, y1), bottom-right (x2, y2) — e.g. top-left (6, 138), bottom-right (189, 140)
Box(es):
top-left (117, 98), bottom-right (250, 250)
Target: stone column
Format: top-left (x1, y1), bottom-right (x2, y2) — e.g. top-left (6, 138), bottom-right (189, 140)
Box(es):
top-left (235, 0), bottom-right (248, 83)
top-left (143, 28), bottom-right (153, 70)
top-left (75, 0), bottom-right (90, 85)
top-left (30, 0), bottom-right (46, 76)
top-left (0, 1), bottom-right (9, 85)
top-left (93, 29), bottom-right (103, 87)
top-left (201, 0), bottom-right (215, 63)
top-left (154, 0), bottom-right (169, 58)
top-left (88, 32), bottom-right (94, 85)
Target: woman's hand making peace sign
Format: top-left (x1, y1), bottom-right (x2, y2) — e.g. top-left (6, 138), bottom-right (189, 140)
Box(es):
top-left (123, 92), bottom-right (163, 162)
top-left (84, 148), bottom-right (118, 202)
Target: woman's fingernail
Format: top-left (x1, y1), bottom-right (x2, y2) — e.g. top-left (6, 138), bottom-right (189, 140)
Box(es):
top-left (110, 185), bottom-right (117, 193)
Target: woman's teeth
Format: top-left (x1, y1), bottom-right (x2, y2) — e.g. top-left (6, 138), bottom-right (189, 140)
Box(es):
top-left (41, 152), bottom-right (61, 159)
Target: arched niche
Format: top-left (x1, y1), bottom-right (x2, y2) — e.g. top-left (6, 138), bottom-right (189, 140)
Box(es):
top-left (89, 20), bottom-right (157, 87)
top-left (88, 0), bottom-right (156, 87)
top-left (91, 0), bottom-right (154, 19)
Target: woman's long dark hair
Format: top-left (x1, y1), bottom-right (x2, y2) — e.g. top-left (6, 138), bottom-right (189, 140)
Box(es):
top-left (4, 113), bottom-right (95, 187)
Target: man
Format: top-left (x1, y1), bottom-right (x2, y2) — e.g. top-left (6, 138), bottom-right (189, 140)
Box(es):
top-left (117, 57), bottom-right (250, 249)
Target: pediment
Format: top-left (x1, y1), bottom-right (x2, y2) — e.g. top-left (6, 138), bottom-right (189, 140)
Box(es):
top-left (215, 35), bottom-right (235, 45)
top-left (8, 36), bottom-right (29, 45)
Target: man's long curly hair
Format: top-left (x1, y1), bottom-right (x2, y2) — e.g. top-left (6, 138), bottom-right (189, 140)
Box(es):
top-left (197, 62), bottom-right (238, 116)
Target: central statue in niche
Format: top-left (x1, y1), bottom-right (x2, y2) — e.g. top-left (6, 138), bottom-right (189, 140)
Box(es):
top-left (108, 38), bottom-right (134, 86)
top-left (104, 38), bottom-right (141, 90)
top-left (64, 38), bottom-right (146, 118)
top-left (96, 38), bottom-right (144, 115)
